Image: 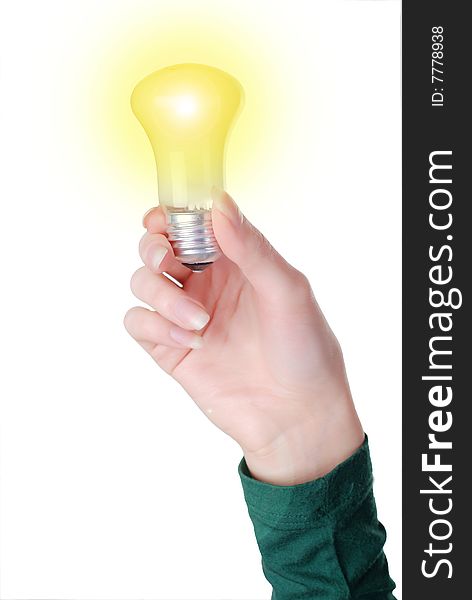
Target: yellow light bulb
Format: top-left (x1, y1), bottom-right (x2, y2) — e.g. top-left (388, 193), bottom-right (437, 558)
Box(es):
top-left (131, 63), bottom-right (244, 271)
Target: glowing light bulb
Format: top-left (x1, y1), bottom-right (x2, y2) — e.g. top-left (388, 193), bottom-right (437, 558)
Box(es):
top-left (131, 63), bottom-right (244, 271)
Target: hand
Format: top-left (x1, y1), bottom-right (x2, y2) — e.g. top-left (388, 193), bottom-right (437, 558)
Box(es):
top-left (124, 189), bottom-right (364, 485)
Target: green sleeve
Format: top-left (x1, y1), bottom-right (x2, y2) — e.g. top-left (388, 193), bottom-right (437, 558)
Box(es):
top-left (238, 436), bottom-right (396, 599)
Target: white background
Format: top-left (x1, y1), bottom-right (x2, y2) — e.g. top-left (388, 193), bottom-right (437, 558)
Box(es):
top-left (0, 1), bottom-right (401, 598)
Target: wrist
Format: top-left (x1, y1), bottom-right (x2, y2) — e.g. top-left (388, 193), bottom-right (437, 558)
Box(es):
top-left (242, 403), bottom-right (364, 486)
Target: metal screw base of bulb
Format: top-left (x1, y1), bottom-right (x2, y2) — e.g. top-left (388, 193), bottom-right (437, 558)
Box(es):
top-left (166, 209), bottom-right (221, 272)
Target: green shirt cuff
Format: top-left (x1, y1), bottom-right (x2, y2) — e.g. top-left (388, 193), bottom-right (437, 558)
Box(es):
top-left (238, 435), bottom-right (372, 530)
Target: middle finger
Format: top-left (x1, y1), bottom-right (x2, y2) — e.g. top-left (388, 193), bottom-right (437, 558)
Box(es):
top-left (139, 231), bottom-right (192, 283)
top-left (130, 266), bottom-right (210, 331)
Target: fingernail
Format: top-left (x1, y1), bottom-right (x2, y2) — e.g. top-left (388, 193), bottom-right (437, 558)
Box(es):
top-left (150, 245), bottom-right (168, 271)
top-left (173, 298), bottom-right (210, 331)
top-left (142, 207), bottom-right (158, 227)
top-left (211, 187), bottom-right (243, 227)
top-left (169, 326), bottom-right (204, 349)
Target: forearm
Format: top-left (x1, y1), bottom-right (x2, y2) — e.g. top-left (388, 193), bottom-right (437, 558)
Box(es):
top-left (239, 436), bottom-right (396, 599)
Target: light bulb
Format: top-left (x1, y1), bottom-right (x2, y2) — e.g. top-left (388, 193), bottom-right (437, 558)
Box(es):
top-left (131, 63), bottom-right (244, 271)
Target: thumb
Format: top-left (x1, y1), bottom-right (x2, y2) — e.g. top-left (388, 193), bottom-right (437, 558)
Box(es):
top-left (211, 188), bottom-right (303, 299)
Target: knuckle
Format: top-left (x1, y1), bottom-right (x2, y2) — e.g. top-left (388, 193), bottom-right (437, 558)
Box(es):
top-left (247, 226), bottom-right (278, 268)
top-left (293, 269), bottom-right (310, 290)
top-left (264, 240), bottom-right (278, 264)
top-left (283, 269), bottom-right (313, 302)
top-left (252, 226), bottom-right (271, 257)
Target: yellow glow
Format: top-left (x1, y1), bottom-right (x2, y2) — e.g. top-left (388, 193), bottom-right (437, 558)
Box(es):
top-left (78, 5), bottom-right (291, 206)
top-left (131, 64), bottom-right (243, 210)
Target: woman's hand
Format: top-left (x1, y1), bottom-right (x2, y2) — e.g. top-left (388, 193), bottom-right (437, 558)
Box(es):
top-left (124, 189), bottom-right (364, 485)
